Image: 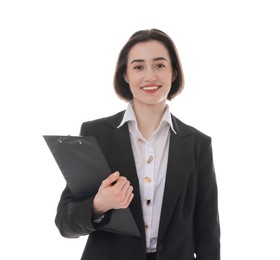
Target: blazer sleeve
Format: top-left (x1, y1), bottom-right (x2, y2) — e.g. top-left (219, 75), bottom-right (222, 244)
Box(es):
top-left (194, 137), bottom-right (220, 260)
top-left (54, 122), bottom-right (111, 238)
top-left (55, 186), bottom-right (95, 238)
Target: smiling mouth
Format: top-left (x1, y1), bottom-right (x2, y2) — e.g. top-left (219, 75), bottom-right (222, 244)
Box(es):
top-left (141, 85), bottom-right (161, 93)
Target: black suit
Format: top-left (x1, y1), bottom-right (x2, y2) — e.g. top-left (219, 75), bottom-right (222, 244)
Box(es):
top-left (55, 111), bottom-right (220, 260)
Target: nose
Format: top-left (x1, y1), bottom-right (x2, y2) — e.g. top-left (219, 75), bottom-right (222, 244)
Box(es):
top-left (144, 67), bottom-right (157, 82)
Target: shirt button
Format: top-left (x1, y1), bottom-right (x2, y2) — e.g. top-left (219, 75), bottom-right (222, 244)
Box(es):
top-left (144, 176), bottom-right (152, 183)
top-left (146, 199), bottom-right (151, 206)
top-left (144, 223), bottom-right (149, 229)
top-left (146, 155), bottom-right (154, 164)
top-left (138, 138), bottom-right (144, 143)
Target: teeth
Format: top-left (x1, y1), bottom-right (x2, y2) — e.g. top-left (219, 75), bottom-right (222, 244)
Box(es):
top-left (142, 86), bottom-right (158, 90)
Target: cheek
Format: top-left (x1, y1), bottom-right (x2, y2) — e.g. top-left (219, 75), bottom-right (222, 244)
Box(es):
top-left (127, 81), bottom-right (139, 94)
top-left (127, 75), bottom-right (141, 88)
top-left (164, 74), bottom-right (174, 87)
top-left (126, 71), bottom-right (136, 84)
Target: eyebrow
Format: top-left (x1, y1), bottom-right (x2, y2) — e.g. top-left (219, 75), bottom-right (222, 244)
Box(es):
top-left (130, 57), bottom-right (168, 64)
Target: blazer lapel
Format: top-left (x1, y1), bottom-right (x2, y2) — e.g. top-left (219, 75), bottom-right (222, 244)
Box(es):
top-left (98, 113), bottom-right (195, 245)
top-left (158, 117), bottom-right (196, 242)
top-left (100, 122), bottom-right (146, 242)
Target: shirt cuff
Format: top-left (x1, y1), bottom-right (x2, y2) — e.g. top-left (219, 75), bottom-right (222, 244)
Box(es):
top-left (93, 214), bottom-right (105, 223)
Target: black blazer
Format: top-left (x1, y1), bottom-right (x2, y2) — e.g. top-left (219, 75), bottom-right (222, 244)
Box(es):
top-left (55, 111), bottom-right (220, 260)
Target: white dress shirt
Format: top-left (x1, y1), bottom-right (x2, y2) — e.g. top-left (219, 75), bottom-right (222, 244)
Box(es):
top-left (118, 103), bottom-right (176, 252)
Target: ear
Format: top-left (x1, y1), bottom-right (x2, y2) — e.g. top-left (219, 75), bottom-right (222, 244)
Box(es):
top-left (172, 70), bottom-right (178, 82)
top-left (123, 73), bottom-right (129, 83)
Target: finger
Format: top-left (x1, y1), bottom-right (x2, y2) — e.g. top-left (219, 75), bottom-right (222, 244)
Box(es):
top-left (126, 192), bottom-right (134, 206)
top-left (122, 180), bottom-right (131, 193)
top-left (125, 185), bottom-right (134, 198)
top-left (101, 171), bottom-right (120, 188)
top-left (118, 191), bottom-right (134, 208)
top-left (122, 182), bottom-right (133, 196)
top-left (114, 176), bottom-right (128, 190)
top-left (120, 185), bottom-right (134, 207)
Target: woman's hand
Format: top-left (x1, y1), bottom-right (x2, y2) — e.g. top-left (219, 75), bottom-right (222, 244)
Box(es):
top-left (92, 171), bottom-right (134, 218)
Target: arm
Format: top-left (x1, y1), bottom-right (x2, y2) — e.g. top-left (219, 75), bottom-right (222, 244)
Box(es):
top-left (55, 172), bottom-right (134, 238)
top-left (55, 120), bottom-right (134, 238)
top-left (194, 137), bottom-right (220, 260)
top-left (55, 186), bottom-right (96, 238)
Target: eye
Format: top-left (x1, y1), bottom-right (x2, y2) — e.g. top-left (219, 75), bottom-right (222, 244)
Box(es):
top-left (133, 65), bottom-right (144, 70)
top-left (155, 63), bottom-right (166, 69)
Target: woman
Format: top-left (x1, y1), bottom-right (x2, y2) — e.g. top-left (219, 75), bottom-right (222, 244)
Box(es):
top-left (55, 29), bottom-right (220, 260)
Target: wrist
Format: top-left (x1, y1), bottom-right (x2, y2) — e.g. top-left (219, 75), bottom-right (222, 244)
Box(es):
top-left (92, 196), bottom-right (107, 219)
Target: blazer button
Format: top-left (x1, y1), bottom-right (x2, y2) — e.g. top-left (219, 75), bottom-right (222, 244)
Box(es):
top-left (157, 243), bottom-right (163, 252)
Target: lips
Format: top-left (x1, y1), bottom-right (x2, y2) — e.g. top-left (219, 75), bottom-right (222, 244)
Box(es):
top-left (141, 85), bottom-right (161, 93)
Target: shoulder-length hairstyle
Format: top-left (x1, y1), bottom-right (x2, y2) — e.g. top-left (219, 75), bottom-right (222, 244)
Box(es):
top-left (113, 29), bottom-right (184, 101)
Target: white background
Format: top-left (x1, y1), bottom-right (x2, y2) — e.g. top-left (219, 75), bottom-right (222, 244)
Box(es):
top-left (1, 0), bottom-right (279, 259)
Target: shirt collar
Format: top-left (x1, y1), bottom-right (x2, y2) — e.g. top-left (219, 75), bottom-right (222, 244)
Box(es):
top-left (118, 102), bottom-right (177, 134)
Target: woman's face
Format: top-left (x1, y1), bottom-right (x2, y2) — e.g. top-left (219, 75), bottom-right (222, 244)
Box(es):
top-left (125, 40), bottom-right (176, 108)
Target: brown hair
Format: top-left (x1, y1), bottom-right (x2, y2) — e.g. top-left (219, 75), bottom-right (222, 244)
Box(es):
top-left (113, 29), bottom-right (184, 101)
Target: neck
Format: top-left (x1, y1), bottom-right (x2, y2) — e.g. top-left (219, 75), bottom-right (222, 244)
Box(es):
top-left (132, 102), bottom-right (167, 140)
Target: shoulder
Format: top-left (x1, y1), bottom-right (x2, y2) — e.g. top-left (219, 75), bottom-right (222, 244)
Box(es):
top-left (172, 115), bottom-right (210, 139)
top-left (171, 115), bottom-right (212, 149)
top-left (80, 111), bottom-right (125, 136)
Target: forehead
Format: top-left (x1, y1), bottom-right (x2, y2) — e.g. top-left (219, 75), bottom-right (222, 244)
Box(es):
top-left (128, 40), bottom-right (170, 61)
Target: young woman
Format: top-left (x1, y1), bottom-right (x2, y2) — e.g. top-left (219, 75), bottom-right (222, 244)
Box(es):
top-left (55, 29), bottom-right (220, 260)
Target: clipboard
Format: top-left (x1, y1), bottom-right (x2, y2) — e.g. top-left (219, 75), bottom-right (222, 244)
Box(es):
top-left (43, 135), bottom-right (140, 237)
